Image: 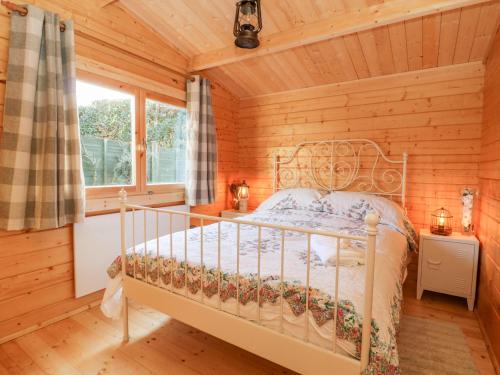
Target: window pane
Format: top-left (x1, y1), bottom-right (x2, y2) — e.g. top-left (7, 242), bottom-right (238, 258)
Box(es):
top-left (146, 99), bottom-right (186, 184)
top-left (77, 81), bottom-right (135, 187)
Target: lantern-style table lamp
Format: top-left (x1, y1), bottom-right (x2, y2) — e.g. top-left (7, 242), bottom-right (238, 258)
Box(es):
top-left (237, 180), bottom-right (250, 212)
top-left (430, 207), bottom-right (453, 236)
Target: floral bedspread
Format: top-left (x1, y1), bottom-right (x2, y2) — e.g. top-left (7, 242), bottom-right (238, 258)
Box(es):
top-left (105, 207), bottom-right (416, 375)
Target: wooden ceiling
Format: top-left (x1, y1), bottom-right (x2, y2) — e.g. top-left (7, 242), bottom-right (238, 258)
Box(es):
top-left (116, 0), bottom-right (500, 98)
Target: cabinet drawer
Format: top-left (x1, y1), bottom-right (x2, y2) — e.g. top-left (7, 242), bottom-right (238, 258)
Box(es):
top-left (421, 239), bottom-right (474, 295)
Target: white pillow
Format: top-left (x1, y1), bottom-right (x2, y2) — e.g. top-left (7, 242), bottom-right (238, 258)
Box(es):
top-left (316, 191), bottom-right (405, 228)
top-left (256, 188), bottom-right (322, 211)
top-left (311, 235), bottom-right (365, 266)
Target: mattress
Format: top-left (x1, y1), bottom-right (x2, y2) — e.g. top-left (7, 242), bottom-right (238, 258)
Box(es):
top-left (102, 207), bottom-right (416, 374)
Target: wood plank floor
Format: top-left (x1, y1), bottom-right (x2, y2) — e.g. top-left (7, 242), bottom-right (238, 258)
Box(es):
top-left (0, 265), bottom-right (496, 375)
top-left (403, 260), bottom-right (497, 375)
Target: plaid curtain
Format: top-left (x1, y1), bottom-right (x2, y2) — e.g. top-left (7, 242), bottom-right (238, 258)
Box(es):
top-left (185, 76), bottom-right (217, 206)
top-left (0, 5), bottom-right (85, 230)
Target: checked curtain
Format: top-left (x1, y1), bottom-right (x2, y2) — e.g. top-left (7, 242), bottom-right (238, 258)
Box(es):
top-left (0, 5), bottom-right (85, 230)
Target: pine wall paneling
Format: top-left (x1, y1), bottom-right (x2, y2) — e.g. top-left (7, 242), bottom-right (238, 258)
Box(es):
top-left (237, 62), bottom-right (485, 231)
top-left (0, 0), bottom-right (191, 342)
top-left (477, 29), bottom-right (500, 370)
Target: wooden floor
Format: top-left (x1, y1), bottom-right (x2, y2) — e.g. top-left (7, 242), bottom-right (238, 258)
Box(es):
top-left (403, 261), bottom-right (497, 375)
top-left (0, 264), bottom-right (496, 375)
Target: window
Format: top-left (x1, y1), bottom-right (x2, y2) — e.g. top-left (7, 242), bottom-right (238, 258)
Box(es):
top-left (77, 81), bottom-right (135, 187)
top-left (76, 76), bottom-right (186, 200)
top-left (145, 98), bottom-right (186, 184)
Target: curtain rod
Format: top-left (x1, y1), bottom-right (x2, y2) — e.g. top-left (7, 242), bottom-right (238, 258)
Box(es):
top-left (0, 0), bottom-right (198, 83)
top-left (2, 0), bottom-right (65, 31)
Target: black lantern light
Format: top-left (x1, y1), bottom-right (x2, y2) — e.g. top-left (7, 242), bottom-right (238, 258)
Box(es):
top-left (233, 0), bottom-right (262, 49)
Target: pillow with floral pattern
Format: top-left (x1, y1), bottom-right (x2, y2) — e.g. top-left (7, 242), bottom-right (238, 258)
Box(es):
top-left (314, 191), bottom-right (406, 228)
top-left (256, 188), bottom-right (322, 211)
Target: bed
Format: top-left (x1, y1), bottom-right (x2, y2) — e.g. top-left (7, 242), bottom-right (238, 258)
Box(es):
top-left (102, 139), bottom-right (416, 375)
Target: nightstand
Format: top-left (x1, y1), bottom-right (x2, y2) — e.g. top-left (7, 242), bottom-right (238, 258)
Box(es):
top-left (221, 209), bottom-right (253, 219)
top-left (417, 229), bottom-right (479, 311)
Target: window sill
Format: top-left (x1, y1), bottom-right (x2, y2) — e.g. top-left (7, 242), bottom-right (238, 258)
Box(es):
top-left (85, 189), bottom-right (185, 216)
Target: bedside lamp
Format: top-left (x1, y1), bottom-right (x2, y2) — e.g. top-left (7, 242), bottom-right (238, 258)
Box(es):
top-left (237, 180), bottom-right (249, 212)
top-left (430, 207), bottom-right (453, 236)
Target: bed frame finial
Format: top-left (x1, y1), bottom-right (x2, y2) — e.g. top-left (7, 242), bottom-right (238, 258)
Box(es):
top-left (364, 211), bottom-right (380, 233)
top-left (119, 187), bottom-right (128, 203)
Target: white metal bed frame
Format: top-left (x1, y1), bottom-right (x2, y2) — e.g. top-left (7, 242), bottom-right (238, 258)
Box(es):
top-left (274, 138), bottom-right (408, 206)
top-left (118, 139), bottom-right (408, 375)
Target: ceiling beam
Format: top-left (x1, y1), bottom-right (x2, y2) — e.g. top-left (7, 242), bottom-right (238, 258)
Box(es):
top-left (189, 0), bottom-right (491, 71)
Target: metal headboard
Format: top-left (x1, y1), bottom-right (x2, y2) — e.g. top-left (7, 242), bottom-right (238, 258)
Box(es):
top-left (273, 139), bottom-right (408, 208)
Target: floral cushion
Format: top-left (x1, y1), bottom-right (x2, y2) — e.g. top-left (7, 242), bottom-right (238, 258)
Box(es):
top-left (256, 188), bottom-right (322, 211)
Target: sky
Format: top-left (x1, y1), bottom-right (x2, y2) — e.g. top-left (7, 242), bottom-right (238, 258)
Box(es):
top-left (76, 80), bottom-right (133, 106)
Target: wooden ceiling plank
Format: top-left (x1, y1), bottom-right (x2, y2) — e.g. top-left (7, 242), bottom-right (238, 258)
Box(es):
top-left (357, 29), bottom-right (383, 77)
top-left (305, 42), bottom-right (343, 83)
top-left (239, 61), bottom-right (483, 104)
top-left (438, 9), bottom-right (461, 66)
top-left (260, 55), bottom-right (301, 92)
top-left (328, 38), bottom-right (358, 82)
top-left (189, 0), bottom-right (491, 71)
top-left (289, 46), bottom-right (326, 86)
top-left (177, 0), bottom-right (235, 48)
top-left (117, 0), bottom-right (192, 59)
top-left (279, 49), bottom-right (318, 87)
top-left (453, 5), bottom-right (482, 63)
top-left (203, 66), bottom-right (251, 98)
top-left (372, 26), bottom-right (396, 74)
top-left (422, 13), bottom-right (441, 68)
top-left (266, 53), bottom-right (308, 89)
top-left (343, 34), bottom-right (371, 79)
top-left (237, 60), bottom-right (280, 96)
top-left (405, 18), bottom-right (424, 71)
top-left (388, 22), bottom-right (409, 73)
top-left (469, 2), bottom-right (500, 60)
top-left (97, 0), bottom-right (117, 8)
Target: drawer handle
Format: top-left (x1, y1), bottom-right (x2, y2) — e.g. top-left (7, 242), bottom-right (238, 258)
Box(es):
top-left (427, 259), bottom-right (441, 269)
top-left (427, 259), bottom-right (441, 265)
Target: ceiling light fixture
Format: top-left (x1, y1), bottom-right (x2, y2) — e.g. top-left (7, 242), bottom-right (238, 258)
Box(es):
top-left (233, 0), bottom-right (262, 49)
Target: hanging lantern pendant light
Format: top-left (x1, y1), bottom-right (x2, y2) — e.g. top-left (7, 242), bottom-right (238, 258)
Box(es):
top-left (233, 0), bottom-right (262, 49)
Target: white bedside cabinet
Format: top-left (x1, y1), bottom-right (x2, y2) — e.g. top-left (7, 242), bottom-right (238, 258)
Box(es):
top-left (417, 229), bottom-right (479, 311)
top-left (221, 209), bottom-right (253, 219)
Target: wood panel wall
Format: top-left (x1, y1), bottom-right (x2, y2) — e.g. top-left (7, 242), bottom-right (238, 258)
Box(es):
top-left (0, 0), bottom-right (191, 342)
top-left (477, 29), bottom-right (500, 370)
top-left (237, 62), bottom-right (485, 231)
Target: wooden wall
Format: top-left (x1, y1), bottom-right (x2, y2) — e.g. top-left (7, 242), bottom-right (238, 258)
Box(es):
top-left (0, 0), bottom-right (189, 342)
top-left (237, 62), bottom-right (485, 231)
top-left (477, 29), bottom-right (500, 369)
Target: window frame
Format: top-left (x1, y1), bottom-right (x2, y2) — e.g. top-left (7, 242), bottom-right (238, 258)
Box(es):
top-left (143, 91), bottom-right (187, 195)
top-left (77, 71), bottom-right (186, 201)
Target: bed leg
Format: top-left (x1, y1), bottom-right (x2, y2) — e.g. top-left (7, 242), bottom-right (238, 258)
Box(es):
top-left (123, 295), bottom-right (129, 343)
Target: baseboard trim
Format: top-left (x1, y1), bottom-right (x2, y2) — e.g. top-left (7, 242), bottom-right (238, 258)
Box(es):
top-left (0, 299), bottom-right (101, 345)
top-left (476, 310), bottom-right (500, 375)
